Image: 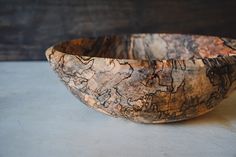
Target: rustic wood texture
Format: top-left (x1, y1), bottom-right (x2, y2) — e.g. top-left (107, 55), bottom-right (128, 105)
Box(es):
top-left (1, 0), bottom-right (236, 61)
top-left (46, 34), bottom-right (236, 123)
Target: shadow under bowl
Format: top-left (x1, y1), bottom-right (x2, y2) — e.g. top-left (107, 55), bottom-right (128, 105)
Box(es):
top-left (46, 33), bottom-right (236, 123)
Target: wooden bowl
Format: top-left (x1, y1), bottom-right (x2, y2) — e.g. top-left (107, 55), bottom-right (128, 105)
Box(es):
top-left (46, 34), bottom-right (236, 123)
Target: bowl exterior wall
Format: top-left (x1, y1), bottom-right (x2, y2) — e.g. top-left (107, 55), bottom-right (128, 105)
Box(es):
top-left (46, 48), bottom-right (236, 123)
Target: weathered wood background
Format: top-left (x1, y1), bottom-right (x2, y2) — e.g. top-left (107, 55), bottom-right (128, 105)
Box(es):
top-left (0, 0), bottom-right (236, 61)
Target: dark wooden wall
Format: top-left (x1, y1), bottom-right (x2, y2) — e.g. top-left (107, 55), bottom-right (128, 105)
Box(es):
top-left (1, 0), bottom-right (236, 61)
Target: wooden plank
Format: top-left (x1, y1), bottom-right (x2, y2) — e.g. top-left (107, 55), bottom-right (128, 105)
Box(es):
top-left (0, 0), bottom-right (236, 60)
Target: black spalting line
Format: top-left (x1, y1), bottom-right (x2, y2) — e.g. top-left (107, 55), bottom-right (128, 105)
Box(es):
top-left (113, 60), bottom-right (134, 86)
top-left (202, 56), bottom-right (236, 109)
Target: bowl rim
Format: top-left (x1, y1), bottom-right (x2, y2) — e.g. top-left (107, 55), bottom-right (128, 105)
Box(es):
top-left (48, 33), bottom-right (236, 63)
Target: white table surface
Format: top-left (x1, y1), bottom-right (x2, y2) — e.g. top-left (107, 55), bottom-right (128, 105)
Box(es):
top-left (0, 62), bottom-right (236, 157)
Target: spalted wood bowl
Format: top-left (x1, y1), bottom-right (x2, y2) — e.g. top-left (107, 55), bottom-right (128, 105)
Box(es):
top-left (46, 34), bottom-right (236, 123)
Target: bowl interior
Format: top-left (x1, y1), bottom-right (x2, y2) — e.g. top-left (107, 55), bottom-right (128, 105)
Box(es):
top-left (53, 34), bottom-right (236, 60)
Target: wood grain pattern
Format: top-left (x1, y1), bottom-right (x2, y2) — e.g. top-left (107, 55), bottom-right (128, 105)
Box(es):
top-left (1, 0), bottom-right (236, 60)
top-left (46, 33), bottom-right (236, 123)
